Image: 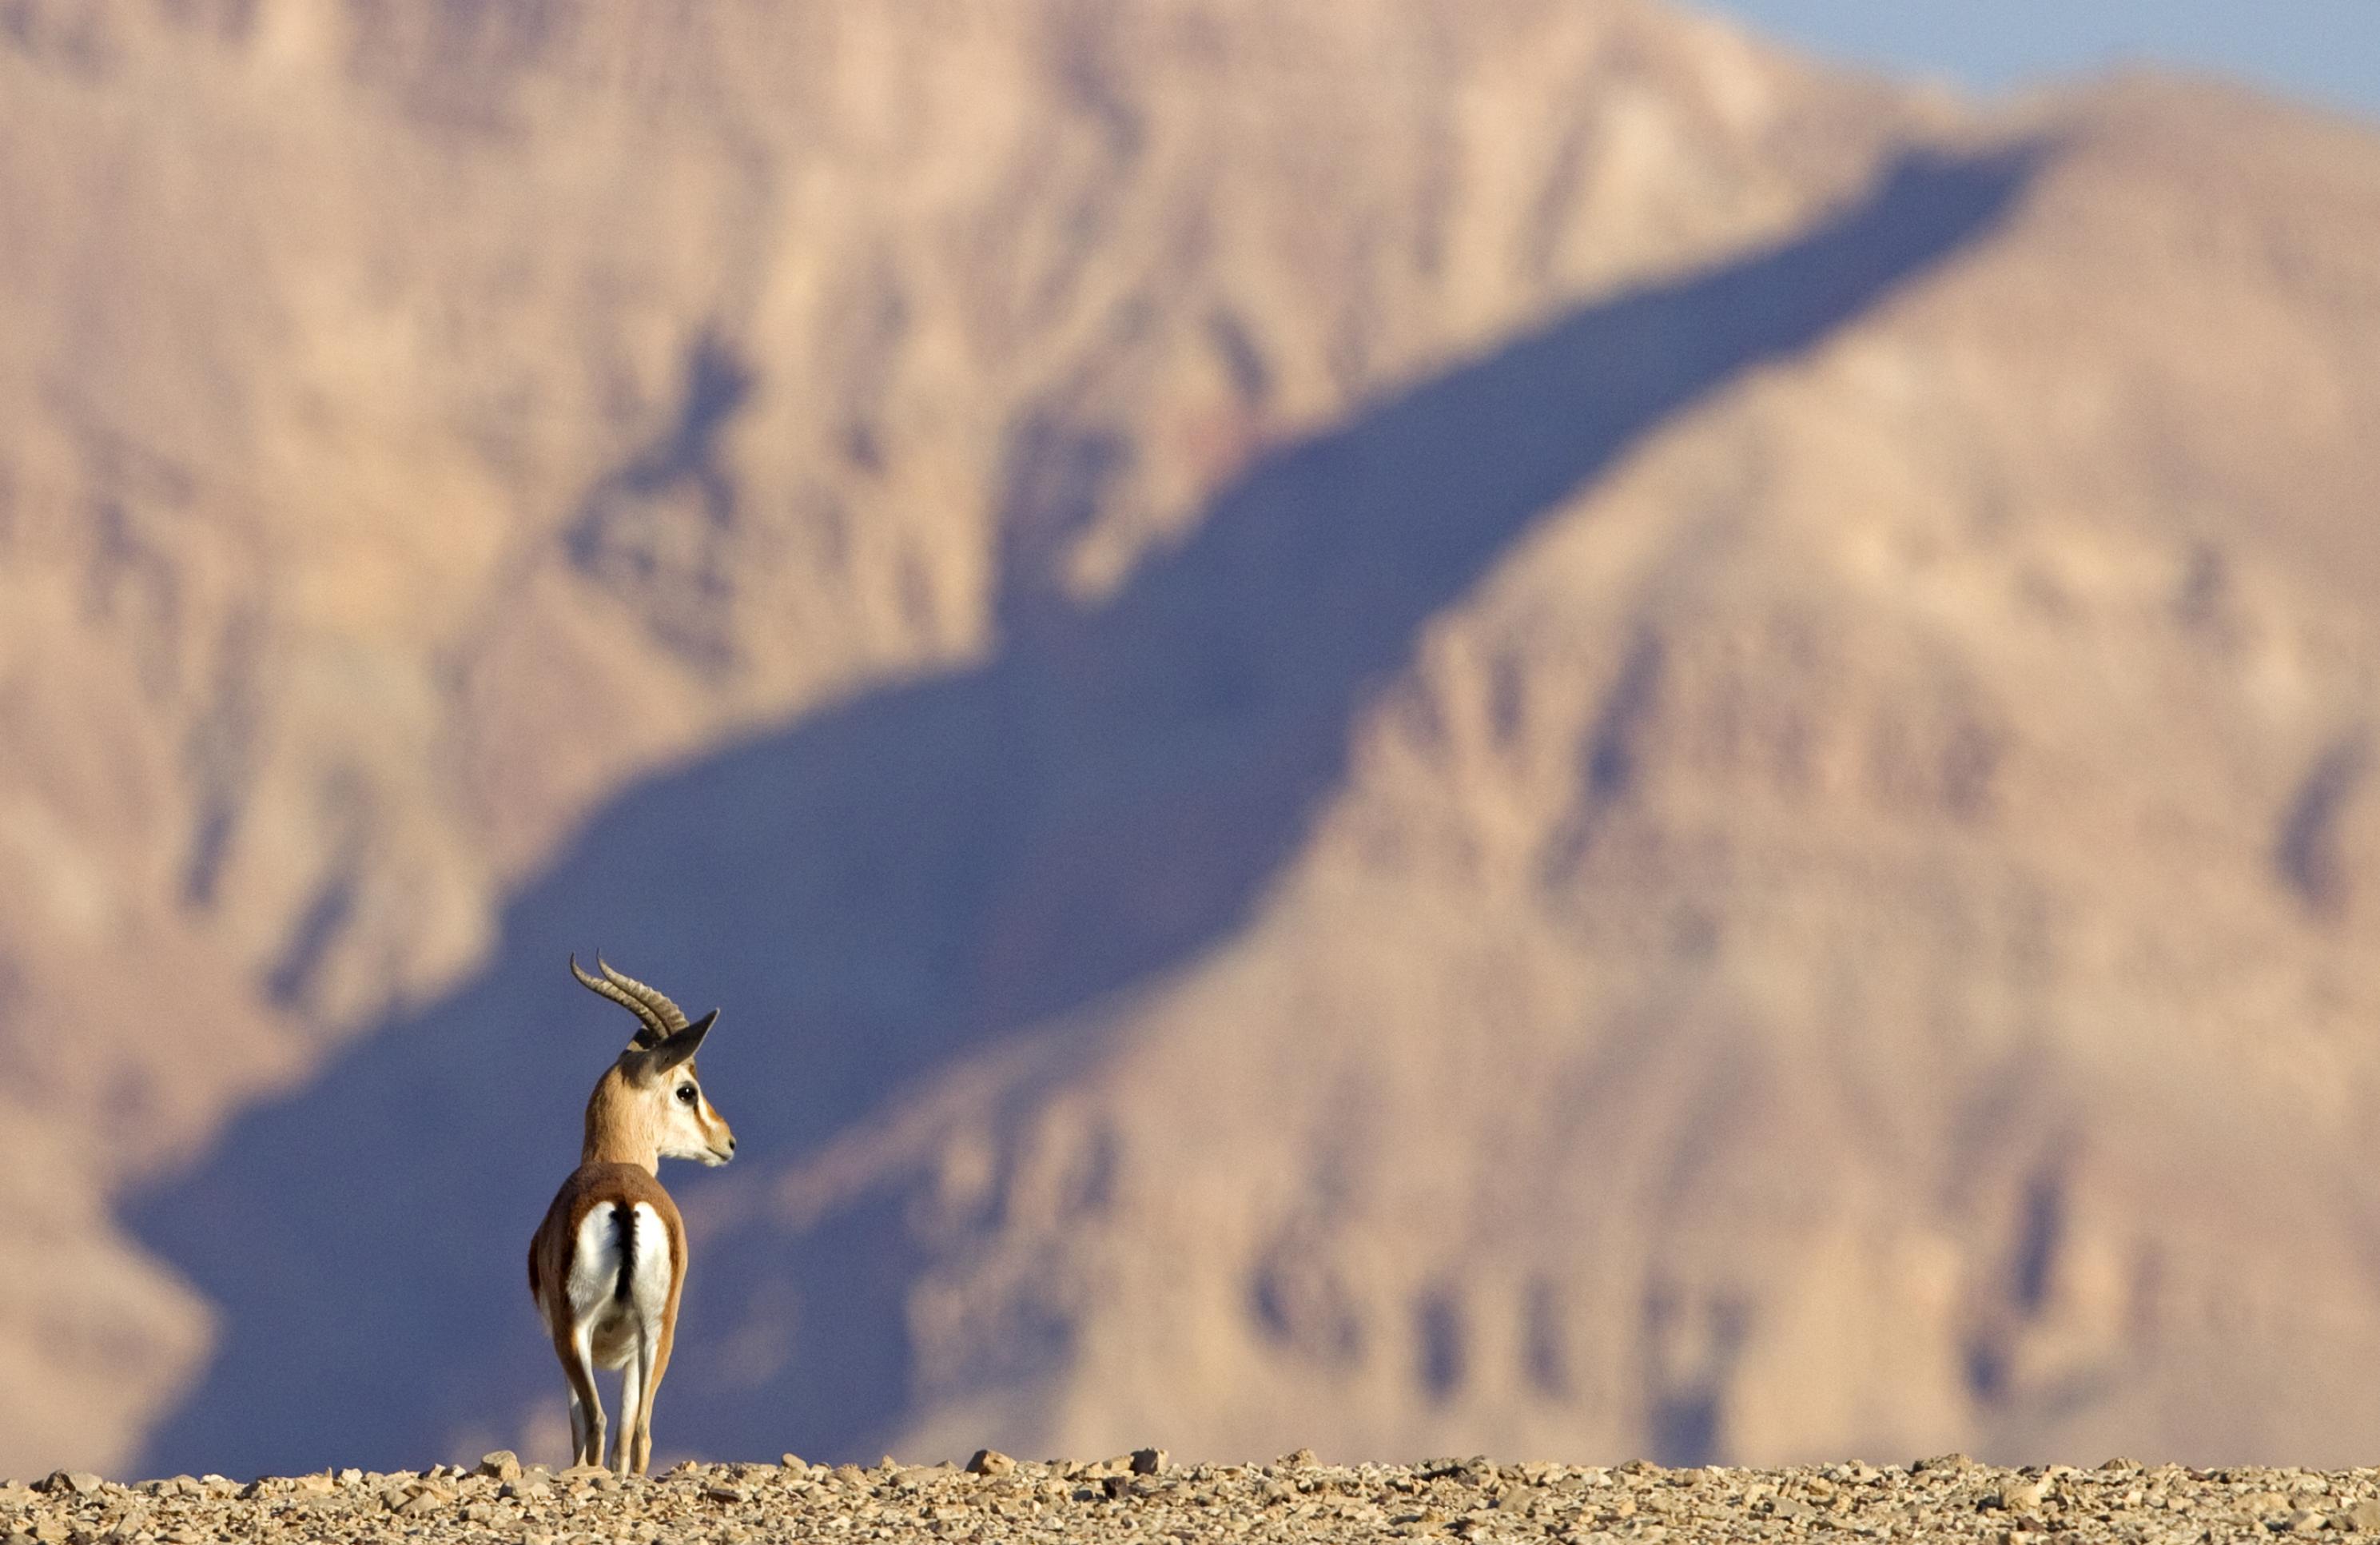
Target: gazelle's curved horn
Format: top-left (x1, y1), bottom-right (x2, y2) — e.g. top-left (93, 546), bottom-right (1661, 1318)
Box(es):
top-left (597, 957), bottom-right (691, 1034)
top-left (570, 954), bottom-right (669, 1049)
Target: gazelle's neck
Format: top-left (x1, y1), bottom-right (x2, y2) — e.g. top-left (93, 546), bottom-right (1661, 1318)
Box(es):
top-left (582, 1069), bottom-right (661, 1173)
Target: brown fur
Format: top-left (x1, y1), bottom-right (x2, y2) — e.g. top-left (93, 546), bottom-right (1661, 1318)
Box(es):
top-left (576, 1052), bottom-right (702, 1167)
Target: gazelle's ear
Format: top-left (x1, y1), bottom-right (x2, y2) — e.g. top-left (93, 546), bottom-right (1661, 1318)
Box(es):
top-left (651, 1008), bottom-right (717, 1073)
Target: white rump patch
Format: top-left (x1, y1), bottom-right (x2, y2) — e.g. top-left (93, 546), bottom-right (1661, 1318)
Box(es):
top-left (566, 1202), bottom-right (672, 1368)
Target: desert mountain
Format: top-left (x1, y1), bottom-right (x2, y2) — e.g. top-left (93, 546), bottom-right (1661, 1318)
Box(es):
top-left (3, 0), bottom-right (2379, 1479)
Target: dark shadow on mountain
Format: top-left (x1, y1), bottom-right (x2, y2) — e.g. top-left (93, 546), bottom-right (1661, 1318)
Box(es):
top-left (128, 145), bottom-right (2042, 1478)
top-left (564, 331), bottom-right (755, 672)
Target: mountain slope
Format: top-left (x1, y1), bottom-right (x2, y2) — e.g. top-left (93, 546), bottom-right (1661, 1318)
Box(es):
top-left (2, 0), bottom-right (2378, 1475)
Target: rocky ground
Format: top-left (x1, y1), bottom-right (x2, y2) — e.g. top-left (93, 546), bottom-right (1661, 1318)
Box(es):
top-left (6, 1449), bottom-right (2377, 1545)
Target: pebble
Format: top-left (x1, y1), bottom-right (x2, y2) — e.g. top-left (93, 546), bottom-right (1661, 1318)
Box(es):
top-left (37, 1475), bottom-right (102, 1498)
top-left (1495, 1483), bottom-right (1542, 1515)
top-left (1992, 1476), bottom-right (2049, 1511)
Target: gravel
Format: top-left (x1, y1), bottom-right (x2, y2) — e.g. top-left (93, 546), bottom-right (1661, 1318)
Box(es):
top-left (7, 1451), bottom-right (2380, 1543)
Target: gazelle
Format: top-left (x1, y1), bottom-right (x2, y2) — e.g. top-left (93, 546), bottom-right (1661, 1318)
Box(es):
top-left (527, 956), bottom-right (736, 1475)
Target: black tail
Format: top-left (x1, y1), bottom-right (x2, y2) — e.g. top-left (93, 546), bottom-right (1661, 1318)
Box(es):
top-left (613, 1205), bottom-right (636, 1303)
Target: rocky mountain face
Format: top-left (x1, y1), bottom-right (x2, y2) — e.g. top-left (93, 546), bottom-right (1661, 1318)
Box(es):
top-left (3, 0), bottom-right (2379, 1480)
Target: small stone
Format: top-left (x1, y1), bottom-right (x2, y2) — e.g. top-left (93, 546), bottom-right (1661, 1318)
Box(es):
top-left (559, 1464), bottom-right (610, 1483)
top-left (476, 1451), bottom-right (521, 1483)
top-left (2346, 1499), bottom-right (2380, 1532)
top-left (967, 1451), bottom-right (1016, 1478)
top-left (1495, 1484), bottom-right (1542, 1515)
top-left (2290, 1509), bottom-right (2328, 1535)
top-left (1911, 1455), bottom-right (1973, 1475)
top-left (1131, 1447), bottom-right (1169, 1477)
top-left (38, 1474), bottom-right (103, 1499)
top-left (780, 1454), bottom-right (806, 1470)
top-left (1993, 1478), bottom-right (2048, 1512)
top-left (1280, 1449), bottom-right (1317, 1470)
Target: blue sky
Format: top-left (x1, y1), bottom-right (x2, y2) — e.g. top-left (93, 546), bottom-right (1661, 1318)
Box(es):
top-left (1686, 1), bottom-right (2380, 124)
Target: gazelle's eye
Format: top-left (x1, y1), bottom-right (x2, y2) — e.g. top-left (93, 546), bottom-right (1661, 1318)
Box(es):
top-left (676, 1085), bottom-right (698, 1105)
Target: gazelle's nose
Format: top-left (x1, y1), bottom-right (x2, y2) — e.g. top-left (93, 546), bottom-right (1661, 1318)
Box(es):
top-left (726, 1135), bottom-right (738, 1156)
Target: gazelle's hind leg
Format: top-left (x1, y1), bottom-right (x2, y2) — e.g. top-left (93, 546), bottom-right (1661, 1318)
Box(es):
top-left (555, 1320), bottom-right (605, 1468)
top-left (628, 1327), bottom-right (667, 1475)
top-left (614, 1335), bottom-right (647, 1475)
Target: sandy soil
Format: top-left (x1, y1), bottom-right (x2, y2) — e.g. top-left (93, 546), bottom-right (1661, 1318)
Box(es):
top-left (6, 1449), bottom-right (2372, 1544)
